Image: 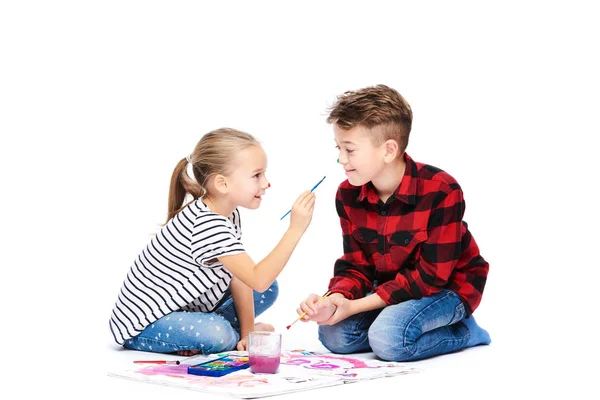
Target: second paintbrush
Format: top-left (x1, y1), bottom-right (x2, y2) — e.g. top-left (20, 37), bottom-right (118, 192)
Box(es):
top-left (286, 291), bottom-right (332, 330)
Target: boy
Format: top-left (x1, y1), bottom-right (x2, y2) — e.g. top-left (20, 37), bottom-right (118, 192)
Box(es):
top-left (298, 84), bottom-right (491, 361)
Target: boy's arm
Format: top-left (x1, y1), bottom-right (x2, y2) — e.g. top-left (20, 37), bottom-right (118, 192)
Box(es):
top-left (229, 276), bottom-right (255, 349)
top-left (304, 292), bottom-right (386, 325)
top-left (327, 191), bottom-right (374, 300)
top-left (375, 185), bottom-right (467, 304)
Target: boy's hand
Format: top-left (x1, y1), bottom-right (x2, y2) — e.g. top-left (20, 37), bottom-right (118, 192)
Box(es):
top-left (289, 191), bottom-right (316, 234)
top-left (316, 296), bottom-right (353, 326)
top-left (297, 293), bottom-right (336, 323)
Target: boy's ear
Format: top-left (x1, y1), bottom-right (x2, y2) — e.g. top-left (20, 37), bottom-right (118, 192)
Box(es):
top-left (383, 139), bottom-right (399, 163)
top-left (213, 174), bottom-right (229, 194)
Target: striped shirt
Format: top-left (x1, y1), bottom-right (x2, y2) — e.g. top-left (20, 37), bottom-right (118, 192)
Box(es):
top-left (329, 153), bottom-right (489, 316)
top-left (109, 200), bottom-right (245, 345)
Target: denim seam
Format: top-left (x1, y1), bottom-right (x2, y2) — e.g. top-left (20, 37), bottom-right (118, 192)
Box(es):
top-left (402, 291), bottom-right (455, 353)
top-left (215, 302), bottom-right (236, 318)
top-left (129, 336), bottom-right (196, 351)
top-left (132, 332), bottom-right (240, 353)
top-left (352, 309), bottom-right (376, 334)
top-left (462, 320), bottom-right (472, 343)
top-left (416, 335), bottom-right (468, 359)
top-left (450, 303), bottom-right (465, 325)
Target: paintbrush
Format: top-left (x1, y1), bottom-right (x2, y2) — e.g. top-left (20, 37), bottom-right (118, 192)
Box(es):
top-left (286, 291), bottom-right (332, 330)
top-left (133, 360), bottom-right (181, 365)
top-left (280, 176), bottom-right (326, 220)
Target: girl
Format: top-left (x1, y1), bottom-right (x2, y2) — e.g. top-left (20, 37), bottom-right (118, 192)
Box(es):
top-left (109, 128), bottom-right (316, 355)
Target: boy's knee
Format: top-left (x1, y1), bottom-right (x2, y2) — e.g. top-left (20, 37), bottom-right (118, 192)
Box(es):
top-left (368, 322), bottom-right (414, 362)
top-left (318, 325), bottom-right (354, 354)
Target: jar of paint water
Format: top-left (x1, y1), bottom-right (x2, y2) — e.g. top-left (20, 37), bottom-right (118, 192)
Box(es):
top-left (248, 331), bottom-right (282, 374)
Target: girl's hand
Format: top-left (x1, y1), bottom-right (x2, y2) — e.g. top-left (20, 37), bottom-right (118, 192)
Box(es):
top-left (297, 294), bottom-right (336, 323)
top-left (237, 322), bottom-right (274, 351)
top-left (236, 336), bottom-right (249, 351)
top-left (289, 191), bottom-right (316, 234)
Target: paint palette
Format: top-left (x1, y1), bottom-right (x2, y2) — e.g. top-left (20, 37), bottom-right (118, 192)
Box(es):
top-left (187, 355), bottom-right (250, 377)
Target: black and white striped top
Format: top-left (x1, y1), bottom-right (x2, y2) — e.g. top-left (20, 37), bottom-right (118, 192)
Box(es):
top-left (109, 200), bottom-right (245, 345)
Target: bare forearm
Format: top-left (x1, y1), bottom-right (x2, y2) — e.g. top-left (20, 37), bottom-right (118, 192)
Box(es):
top-left (253, 227), bottom-right (303, 291)
top-left (318, 292), bottom-right (387, 325)
top-left (348, 292), bottom-right (387, 315)
top-left (229, 277), bottom-right (255, 337)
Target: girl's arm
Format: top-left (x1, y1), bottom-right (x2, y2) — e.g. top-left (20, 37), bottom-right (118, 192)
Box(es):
top-left (218, 191), bottom-right (315, 292)
top-left (229, 276), bottom-right (254, 350)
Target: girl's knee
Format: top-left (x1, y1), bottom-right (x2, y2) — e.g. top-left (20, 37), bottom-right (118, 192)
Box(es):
top-left (198, 318), bottom-right (238, 353)
top-left (169, 314), bottom-right (237, 353)
top-left (255, 280), bottom-right (279, 314)
top-left (264, 280), bottom-right (279, 302)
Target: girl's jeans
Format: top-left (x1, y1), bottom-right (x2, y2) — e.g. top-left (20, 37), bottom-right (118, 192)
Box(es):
top-left (318, 289), bottom-right (471, 361)
top-left (124, 281), bottom-right (278, 354)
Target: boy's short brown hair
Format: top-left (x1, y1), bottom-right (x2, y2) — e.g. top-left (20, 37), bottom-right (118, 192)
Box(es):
top-left (327, 84), bottom-right (413, 154)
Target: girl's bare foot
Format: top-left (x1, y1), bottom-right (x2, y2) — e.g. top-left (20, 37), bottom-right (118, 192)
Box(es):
top-left (254, 322), bottom-right (275, 332)
top-left (176, 350), bottom-right (201, 356)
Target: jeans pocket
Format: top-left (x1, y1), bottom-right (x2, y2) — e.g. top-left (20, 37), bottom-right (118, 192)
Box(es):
top-left (449, 302), bottom-right (466, 325)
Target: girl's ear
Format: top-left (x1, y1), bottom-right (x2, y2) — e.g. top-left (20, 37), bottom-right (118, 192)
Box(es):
top-left (383, 139), bottom-right (399, 163)
top-left (213, 174), bottom-right (229, 194)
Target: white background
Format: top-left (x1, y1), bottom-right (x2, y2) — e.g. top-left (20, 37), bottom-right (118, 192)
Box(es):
top-left (1, 1), bottom-right (598, 398)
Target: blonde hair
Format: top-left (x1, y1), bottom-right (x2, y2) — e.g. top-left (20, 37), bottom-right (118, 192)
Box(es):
top-left (166, 128), bottom-right (260, 222)
top-left (326, 84), bottom-right (413, 154)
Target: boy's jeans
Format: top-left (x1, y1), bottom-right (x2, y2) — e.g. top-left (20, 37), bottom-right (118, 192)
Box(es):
top-left (124, 281), bottom-right (278, 354)
top-left (318, 289), bottom-right (470, 361)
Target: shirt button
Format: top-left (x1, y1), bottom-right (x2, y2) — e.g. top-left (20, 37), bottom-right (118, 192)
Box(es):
top-left (380, 210), bottom-right (387, 216)
top-left (404, 239), bottom-right (410, 244)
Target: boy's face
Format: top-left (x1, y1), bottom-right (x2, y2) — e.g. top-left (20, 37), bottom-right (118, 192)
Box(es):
top-left (226, 145), bottom-right (270, 209)
top-left (334, 124), bottom-right (386, 187)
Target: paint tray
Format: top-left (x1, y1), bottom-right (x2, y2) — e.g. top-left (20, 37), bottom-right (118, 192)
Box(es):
top-left (187, 354), bottom-right (250, 377)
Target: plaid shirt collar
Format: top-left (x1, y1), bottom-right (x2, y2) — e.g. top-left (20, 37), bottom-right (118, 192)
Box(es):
top-left (357, 152), bottom-right (418, 205)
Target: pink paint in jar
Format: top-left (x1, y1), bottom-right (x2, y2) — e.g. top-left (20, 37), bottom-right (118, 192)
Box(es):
top-left (248, 355), bottom-right (280, 373)
top-left (248, 331), bottom-right (282, 374)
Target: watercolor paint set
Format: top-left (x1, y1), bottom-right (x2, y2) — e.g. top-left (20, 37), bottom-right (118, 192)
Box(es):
top-left (187, 354), bottom-right (250, 377)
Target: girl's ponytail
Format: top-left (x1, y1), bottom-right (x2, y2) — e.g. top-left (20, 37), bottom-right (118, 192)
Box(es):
top-left (165, 128), bottom-right (260, 223)
top-left (166, 157), bottom-right (205, 222)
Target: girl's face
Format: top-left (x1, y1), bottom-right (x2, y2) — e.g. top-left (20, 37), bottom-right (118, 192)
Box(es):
top-left (227, 145), bottom-right (270, 209)
top-left (334, 124), bottom-right (386, 187)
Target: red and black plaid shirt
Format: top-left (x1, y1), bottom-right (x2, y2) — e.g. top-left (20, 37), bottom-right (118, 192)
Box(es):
top-left (328, 153), bottom-right (489, 315)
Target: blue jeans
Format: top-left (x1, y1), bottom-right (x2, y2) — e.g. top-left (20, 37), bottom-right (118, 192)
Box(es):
top-left (124, 281), bottom-right (279, 354)
top-left (318, 290), bottom-right (475, 361)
